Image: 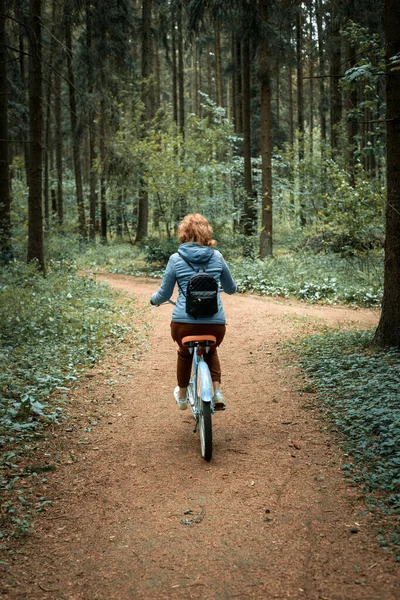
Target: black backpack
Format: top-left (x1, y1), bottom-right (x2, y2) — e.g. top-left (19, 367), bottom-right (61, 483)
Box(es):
top-left (177, 251), bottom-right (219, 319)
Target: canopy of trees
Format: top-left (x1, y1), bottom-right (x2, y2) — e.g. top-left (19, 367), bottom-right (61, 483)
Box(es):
top-left (0, 0), bottom-right (399, 346)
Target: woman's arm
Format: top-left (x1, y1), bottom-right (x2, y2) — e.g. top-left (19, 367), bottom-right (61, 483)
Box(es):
top-left (150, 256), bottom-right (177, 305)
top-left (220, 257), bottom-right (238, 295)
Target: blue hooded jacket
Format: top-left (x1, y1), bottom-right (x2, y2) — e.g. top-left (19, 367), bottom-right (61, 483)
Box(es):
top-left (151, 242), bottom-right (237, 324)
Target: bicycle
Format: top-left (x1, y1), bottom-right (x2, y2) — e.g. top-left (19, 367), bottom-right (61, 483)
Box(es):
top-left (182, 334), bottom-right (216, 461)
top-left (154, 300), bottom-right (216, 461)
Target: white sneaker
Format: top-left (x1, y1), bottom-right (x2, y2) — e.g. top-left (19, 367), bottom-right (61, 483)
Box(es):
top-left (174, 386), bottom-right (187, 410)
top-left (213, 390), bottom-right (226, 411)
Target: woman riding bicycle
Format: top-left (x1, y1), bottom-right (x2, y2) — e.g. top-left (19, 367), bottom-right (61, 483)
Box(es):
top-left (150, 214), bottom-right (237, 411)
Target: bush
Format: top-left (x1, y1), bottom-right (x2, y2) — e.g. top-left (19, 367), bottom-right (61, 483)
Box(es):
top-left (0, 261), bottom-right (138, 439)
top-left (141, 236), bottom-right (179, 266)
top-left (231, 252), bottom-right (383, 307)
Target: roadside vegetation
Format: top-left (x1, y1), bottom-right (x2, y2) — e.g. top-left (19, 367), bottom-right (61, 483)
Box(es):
top-left (0, 260), bottom-right (146, 539)
top-left (288, 329), bottom-right (400, 560)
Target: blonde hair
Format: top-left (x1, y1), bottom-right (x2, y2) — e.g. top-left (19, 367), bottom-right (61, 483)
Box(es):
top-left (177, 214), bottom-right (217, 247)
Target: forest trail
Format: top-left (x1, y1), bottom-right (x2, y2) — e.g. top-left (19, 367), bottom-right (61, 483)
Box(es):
top-left (3, 276), bottom-right (398, 600)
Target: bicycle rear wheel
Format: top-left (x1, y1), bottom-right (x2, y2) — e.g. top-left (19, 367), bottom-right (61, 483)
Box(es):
top-left (196, 361), bottom-right (213, 461)
top-left (199, 400), bottom-right (212, 461)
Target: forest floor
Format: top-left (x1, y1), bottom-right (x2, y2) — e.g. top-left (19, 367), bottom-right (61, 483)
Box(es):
top-left (1, 275), bottom-right (399, 600)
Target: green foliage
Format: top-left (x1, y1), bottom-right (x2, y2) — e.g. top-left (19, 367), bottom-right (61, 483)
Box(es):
top-left (0, 261), bottom-right (138, 439)
top-left (106, 93), bottom-right (243, 236)
top-left (140, 237), bottom-right (179, 266)
top-left (273, 137), bottom-right (385, 256)
top-left (292, 329), bottom-right (400, 526)
top-left (232, 252), bottom-right (383, 307)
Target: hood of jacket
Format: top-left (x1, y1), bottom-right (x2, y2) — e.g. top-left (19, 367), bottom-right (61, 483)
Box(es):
top-left (177, 242), bottom-right (215, 265)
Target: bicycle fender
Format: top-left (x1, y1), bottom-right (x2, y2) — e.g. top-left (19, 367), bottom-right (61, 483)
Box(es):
top-left (197, 361), bottom-right (213, 403)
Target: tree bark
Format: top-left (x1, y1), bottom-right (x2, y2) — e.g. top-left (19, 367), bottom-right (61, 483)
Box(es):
top-left (259, 0), bottom-right (273, 259)
top-left (54, 59), bottom-right (63, 225)
top-left (288, 52), bottom-right (294, 147)
top-left (214, 22), bottom-right (223, 108)
top-left (87, 1), bottom-right (97, 241)
top-left (330, 5), bottom-right (342, 150)
top-left (316, 0), bottom-right (327, 144)
top-left (172, 18), bottom-right (178, 124)
top-left (177, 0), bottom-right (185, 137)
top-left (65, 15), bottom-right (86, 239)
top-left (241, 35), bottom-right (256, 236)
top-left (275, 55), bottom-right (280, 136)
top-left (44, 59), bottom-right (52, 231)
top-left (15, 2), bottom-right (30, 185)
top-left (296, 8), bottom-right (304, 157)
top-left (27, 0), bottom-right (45, 270)
top-left (308, 0), bottom-right (314, 156)
top-left (206, 37), bottom-right (213, 125)
top-left (0, 0), bottom-right (12, 261)
top-left (192, 37), bottom-right (199, 115)
top-left (374, 0), bottom-right (400, 348)
top-left (232, 35), bottom-right (242, 133)
top-left (296, 7), bottom-right (306, 227)
top-left (135, 0), bottom-right (153, 243)
top-left (99, 100), bottom-right (107, 243)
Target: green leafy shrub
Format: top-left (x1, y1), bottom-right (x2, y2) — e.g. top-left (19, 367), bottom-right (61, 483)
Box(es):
top-left (141, 236), bottom-right (179, 266)
top-left (0, 261), bottom-right (138, 439)
top-left (231, 252), bottom-right (383, 307)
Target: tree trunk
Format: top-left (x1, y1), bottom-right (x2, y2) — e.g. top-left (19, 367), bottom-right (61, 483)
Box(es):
top-left (308, 0), bottom-right (314, 156)
top-left (177, 1), bottom-right (185, 137)
top-left (54, 60), bottom-right (63, 225)
top-left (259, 0), bottom-right (273, 259)
top-left (44, 62), bottom-right (52, 231)
top-left (65, 16), bottom-right (86, 239)
top-left (316, 0), bottom-right (327, 143)
top-left (241, 35), bottom-right (256, 236)
top-left (275, 55), bottom-right (280, 136)
top-left (192, 38), bottom-right (199, 115)
top-left (330, 5), bottom-right (342, 150)
top-left (346, 41), bottom-right (358, 180)
top-left (172, 18), bottom-right (178, 124)
top-left (214, 23), bottom-right (223, 108)
top-left (87, 1), bottom-right (97, 241)
top-left (0, 0), bottom-right (12, 261)
top-left (296, 8), bottom-right (306, 227)
top-left (135, 0), bottom-right (153, 243)
top-left (374, 0), bottom-right (400, 348)
top-left (16, 3), bottom-right (30, 185)
top-left (232, 35), bottom-right (241, 133)
top-left (296, 8), bottom-right (304, 156)
top-left (288, 54), bottom-right (294, 147)
top-left (27, 0), bottom-right (45, 270)
top-left (100, 100), bottom-right (107, 243)
top-left (206, 37), bottom-right (213, 125)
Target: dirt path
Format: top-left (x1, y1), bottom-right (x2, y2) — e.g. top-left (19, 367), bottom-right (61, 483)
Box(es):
top-left (3, 275), bottom-right (398, 600)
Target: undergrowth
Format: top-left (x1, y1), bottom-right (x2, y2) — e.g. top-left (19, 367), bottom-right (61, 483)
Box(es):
top-left (231, 253), bottom-right (382, 307)
top-left (291, 329), bottom-right (400, 559)
top-left (0, 261), bottom-right (140, 441)
top-left (63, 235), bottom-right (383, 308)
top-left (0, 260), bottom-right (145, 540)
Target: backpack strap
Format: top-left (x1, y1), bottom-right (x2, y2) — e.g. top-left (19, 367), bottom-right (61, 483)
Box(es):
top-left (176, 250), bottom-right (214, 297)
top-left (177, 251), bottom-right (199, 273)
